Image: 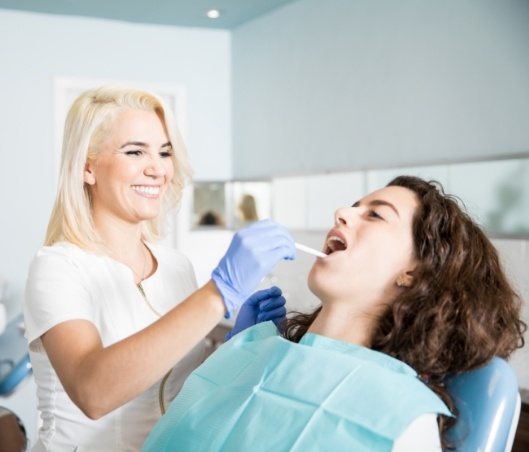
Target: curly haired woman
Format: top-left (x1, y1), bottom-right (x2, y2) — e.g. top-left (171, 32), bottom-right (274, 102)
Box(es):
top-left (143, 176), bottom-right (526, 451)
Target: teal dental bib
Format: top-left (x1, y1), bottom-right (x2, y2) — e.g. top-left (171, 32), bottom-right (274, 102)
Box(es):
top-left (144, 322), bottom-right (450, 451)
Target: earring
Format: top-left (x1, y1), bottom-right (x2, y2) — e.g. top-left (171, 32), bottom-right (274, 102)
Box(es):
top-left (396, 276), bottom-right (407, 287)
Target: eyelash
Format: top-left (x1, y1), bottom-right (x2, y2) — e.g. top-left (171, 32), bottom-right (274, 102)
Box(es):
top-left (368, 210), bottom-right (383, 220)
top-left (124, 149), bottom-right (173, 158)
top-left (125, 150), bottom-right (143, 156)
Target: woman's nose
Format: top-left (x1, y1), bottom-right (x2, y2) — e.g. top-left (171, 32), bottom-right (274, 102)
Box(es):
top-left (334, 206), bottom-right (358, 226)
top-left (145, 156), bottom-right (166, 178)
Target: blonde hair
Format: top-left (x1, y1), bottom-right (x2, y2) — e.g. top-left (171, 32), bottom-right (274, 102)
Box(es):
top-left (45, 85), bottom-right (192, 249)
top-left (239, 194), bottom-right (258, 222)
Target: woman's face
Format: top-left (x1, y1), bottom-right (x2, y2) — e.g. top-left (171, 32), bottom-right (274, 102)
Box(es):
top-left (308, 185), bottom-right (419, 311)
top-left (84, 108), bottom-right (174, 226)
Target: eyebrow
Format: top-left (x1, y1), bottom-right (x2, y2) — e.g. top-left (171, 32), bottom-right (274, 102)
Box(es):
top-left (352, 199), bottom-right (400, 218)
top-left (119, 141), bottom-right (172, 149)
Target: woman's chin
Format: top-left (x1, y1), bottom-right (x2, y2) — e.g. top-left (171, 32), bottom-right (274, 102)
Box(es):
top-left (308, 267), bottom-right (335, 301)
top-left (130, 207), bottom-right (161, 222)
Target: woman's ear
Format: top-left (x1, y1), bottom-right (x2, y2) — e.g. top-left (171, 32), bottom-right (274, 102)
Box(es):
top-left (84, 161), bottom-right (95, 185)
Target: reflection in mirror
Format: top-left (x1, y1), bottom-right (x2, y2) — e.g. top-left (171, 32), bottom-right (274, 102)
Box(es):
top-left (232, 182), bottom-right (271, 229)
top-left (0, 406), bottom-right (27, 451)
top-left (449, 159), bottom-right (529, 237)
top-left (192, 182), bottom-right (226, 228)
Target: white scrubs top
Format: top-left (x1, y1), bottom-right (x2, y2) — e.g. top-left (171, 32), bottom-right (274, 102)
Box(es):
top-left (24, 242), bottom-right (205, 452)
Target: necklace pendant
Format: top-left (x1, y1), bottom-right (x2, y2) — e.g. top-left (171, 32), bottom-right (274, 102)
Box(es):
top-left (136, 282), bottom-right (162, 318)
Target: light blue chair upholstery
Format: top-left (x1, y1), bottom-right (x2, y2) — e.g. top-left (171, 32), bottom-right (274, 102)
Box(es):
top-left (445, 357), bottom-right (521, 452)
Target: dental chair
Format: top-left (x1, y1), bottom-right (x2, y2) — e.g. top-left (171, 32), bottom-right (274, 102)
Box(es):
top-left (445, 357), bottom-right (521, 452)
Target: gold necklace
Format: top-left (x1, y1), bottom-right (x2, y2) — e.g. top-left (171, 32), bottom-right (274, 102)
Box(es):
top-left (134, 245), bottom-right (162, 317)
top-left (130, 244), bottom-right (149, 284)
top-left (135, 257), bottom-right (172, 415)
top-left (136, 282), bottom-right (163, 318)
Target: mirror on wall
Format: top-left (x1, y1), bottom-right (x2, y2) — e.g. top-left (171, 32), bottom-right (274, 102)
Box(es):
top-left (448, 159), bottom-right (529, 237)
top-left (232, 182), bottom-right (271, 229)
top-left (269, 156), bottom-right (529, 238)
top-left (191, 156), bottom-right (529, 238)
top-left (192, 181), bottom-right (271, 230)
top-left (192, 182), bottom-right (227, 228)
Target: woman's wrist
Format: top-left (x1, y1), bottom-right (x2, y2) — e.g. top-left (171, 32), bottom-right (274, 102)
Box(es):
top-left (202, 280), bottom-right (227, 318)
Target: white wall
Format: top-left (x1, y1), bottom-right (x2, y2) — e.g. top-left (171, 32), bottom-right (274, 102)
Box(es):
top-left (0, 9), bottom-right (232, 318)
top-left (232, 0), bottom-right (529, 178)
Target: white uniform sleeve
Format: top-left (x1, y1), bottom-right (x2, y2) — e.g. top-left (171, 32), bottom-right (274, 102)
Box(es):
top-left (392, 413), bottom-right (442, 451)
top-left (24, 246), bottom-right (94, 353)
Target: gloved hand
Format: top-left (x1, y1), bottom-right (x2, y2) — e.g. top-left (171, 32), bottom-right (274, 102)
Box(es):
top-left (226, 286), bottom-right (286, 340)
top-left (211, 220), bottom-right (295, 318)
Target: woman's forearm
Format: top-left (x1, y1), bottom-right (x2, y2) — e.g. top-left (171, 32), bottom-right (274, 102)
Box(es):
top-left (43, 281), bottom-right (225, 419)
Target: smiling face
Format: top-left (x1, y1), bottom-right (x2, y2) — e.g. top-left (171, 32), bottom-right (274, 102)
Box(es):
top-left (84, 108), bottom-right (175, 227)
top-left (308, 185), bottom-right (419, 312)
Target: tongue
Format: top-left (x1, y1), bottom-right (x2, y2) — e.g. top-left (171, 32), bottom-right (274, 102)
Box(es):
top-left (329, 240), bottom-right (346, 253)
top-left (334, 242), bottom-right (346, 252)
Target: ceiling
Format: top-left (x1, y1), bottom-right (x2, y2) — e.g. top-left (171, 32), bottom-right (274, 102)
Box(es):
top-left (0, 0), bottom-right (298, 29)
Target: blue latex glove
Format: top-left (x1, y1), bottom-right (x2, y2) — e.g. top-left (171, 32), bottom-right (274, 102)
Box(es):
top-left (212, 220), bottom-right (295, 318)
top-left (226, 286), bottom-right (286, 341)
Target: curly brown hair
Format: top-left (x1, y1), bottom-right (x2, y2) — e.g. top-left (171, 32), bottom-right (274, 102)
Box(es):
top-left (282, 175), bottom-right (526, 446)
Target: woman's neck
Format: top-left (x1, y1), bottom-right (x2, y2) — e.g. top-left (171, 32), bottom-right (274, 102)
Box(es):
top-left (96, 219), bottom-right (143, 256)
top-left (92, 213), bottom-right (152, 282)
top-left (307, 303), bottom-right (380, 347)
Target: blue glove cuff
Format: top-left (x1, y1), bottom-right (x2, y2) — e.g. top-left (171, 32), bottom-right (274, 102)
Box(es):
top-left (211, 270), bottom-right (246, 319)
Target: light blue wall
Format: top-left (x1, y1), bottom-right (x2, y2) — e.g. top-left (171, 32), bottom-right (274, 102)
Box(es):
top-left (0, 10), bottom-right (231, 315)
top-left (232, 0), bottom-right (529, 178)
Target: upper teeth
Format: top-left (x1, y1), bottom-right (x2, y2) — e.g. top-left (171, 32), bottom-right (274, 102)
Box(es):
top-left (132, 185), bottom-right (160, 195)
top-left (327, 235), bottom-right (346, 252)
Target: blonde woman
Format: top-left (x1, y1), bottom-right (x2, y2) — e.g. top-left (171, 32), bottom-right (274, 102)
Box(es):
top-left (24, 86), bottom-right (294, 451)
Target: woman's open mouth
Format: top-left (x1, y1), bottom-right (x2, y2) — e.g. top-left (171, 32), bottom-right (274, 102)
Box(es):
top-left (324, 232), bottom-right (348, 255)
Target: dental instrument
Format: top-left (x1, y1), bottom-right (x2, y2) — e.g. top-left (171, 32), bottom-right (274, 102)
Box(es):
top-left (295, 242), bottom-right (327, 258)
